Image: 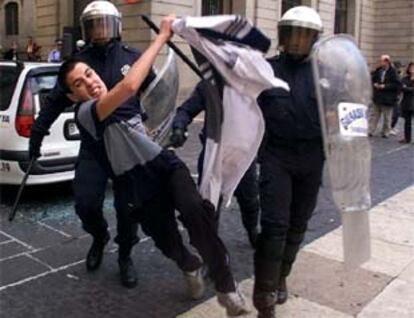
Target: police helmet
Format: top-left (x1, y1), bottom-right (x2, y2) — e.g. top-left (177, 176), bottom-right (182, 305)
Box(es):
top-left (76, 39), bottom-right (86, 49)
top-left (80, 1), bottom-right (122, 44)
top-left (278, 6), bottom-right (323, 60)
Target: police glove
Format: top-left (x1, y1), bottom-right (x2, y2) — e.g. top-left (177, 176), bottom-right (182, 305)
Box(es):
top-left (169, 128), bottom-right (187, 148)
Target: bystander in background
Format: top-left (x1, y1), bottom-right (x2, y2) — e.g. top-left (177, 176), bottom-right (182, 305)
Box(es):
top-left (25, 36), bottom-right (41, 61)
top-left (369, 54), bottom-right (401, 138)
top-left (47, 38), bottom-right (63, 62)
top-left (3, 41), bottom-right (19, 60)
top-left (399, 62), bottom-right (414, 144)
top-left (75, 39), bottom-right (86, 53)
top-left (389, 61), bottom-right (404, 135)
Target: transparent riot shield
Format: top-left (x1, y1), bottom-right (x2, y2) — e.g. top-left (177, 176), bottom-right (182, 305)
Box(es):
top-left (311, 35), bottom-right (372, 268)
top-left (141, 48), bottom-right (179, 146)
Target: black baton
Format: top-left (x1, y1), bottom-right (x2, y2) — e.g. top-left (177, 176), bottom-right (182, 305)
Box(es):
top-left (9, 157), bottom-right (35, 221)
top-left (140, 15), bottom-right (203, 79)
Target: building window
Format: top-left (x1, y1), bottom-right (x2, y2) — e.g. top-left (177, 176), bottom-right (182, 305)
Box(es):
top-left (335, 0), bottom-right (355, 34)
top-left (5, 2), bottom-right (19, 35)
top-left (281, 0), bottom-right (302, 15)
top-left (202, 0), bottom-right (222, 15)
top-left (335, 0), bottom-right (348, 33)
top-left (334, 0), bottom-right (348, 33)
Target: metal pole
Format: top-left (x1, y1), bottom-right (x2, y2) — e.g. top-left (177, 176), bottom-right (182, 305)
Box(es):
top-left (140, 15), bottom-right (204, 79)
top-left (9, 157), bottom-right (35, 221)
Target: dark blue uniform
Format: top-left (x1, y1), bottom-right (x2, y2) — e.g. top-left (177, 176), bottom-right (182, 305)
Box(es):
top-left (172, 82), bottom-right (260, 242)
top-left (29, 41), bottom-right (200, 273)
top-left (253, 54), bottom-right (325, 310)
top-left (30, 40), bottom-right (150, 247)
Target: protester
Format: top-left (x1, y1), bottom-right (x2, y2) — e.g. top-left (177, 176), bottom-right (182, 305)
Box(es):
top-left (58, 15), bottom-right (249, 316)
top-left (28, 1), bottom-right (203, 294)
top-left (47, 38), bottom-right (63, 62)
top-left (171, 83), bottom-right (260, 248)
top-left (399, 62), bottom-right (414, 144)
top-left (368, 54), bottom-right (401, 138)
top-left (253, 6), bottom-right (325, 318)
top-left (389, 61), bottom-right (404, 135)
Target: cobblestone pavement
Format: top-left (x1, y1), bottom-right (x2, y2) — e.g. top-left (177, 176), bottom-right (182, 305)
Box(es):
top-left (0, 122), bottom-right (412, 318)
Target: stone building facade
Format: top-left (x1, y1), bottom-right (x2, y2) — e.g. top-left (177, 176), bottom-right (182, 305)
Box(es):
top-left (1, 0), bottom-right (413, 92)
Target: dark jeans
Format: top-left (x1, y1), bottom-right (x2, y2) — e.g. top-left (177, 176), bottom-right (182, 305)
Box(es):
top-left (402, 110), bottom-right (413, 142)
top-left (169, 166), bottom-right (236, 293)
top-left (391, 103), bottom-right (400, 128)
top-left (124, 189), bottom-right (201, 273)
top-left (259, 143), bottom-right (324, 240)
top-left (73, 149), bottom-right (139, 247)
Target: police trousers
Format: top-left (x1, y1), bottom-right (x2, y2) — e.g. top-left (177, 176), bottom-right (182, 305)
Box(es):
top-left (259, 142), bottom-right (324, 241)
top-left (234, 160), bottom-right (260, 231)
top-left (73, 148), bottom-right (139, 247)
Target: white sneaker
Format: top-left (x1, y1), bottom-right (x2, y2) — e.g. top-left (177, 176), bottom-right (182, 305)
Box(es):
top-left (390, 128), bottom-right (398, 135)
top-left (183, 267), bottom-right (205, 300)
top-left (217, 287), bottom-right (250, 316)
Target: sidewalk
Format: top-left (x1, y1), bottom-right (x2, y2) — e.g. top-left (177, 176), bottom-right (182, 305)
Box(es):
top-left (178, 185), bottom-right (414, 318)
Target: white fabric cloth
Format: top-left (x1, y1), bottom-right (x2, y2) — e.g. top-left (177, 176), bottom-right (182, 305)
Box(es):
top-left (173, 16), bottom-right (289, 207)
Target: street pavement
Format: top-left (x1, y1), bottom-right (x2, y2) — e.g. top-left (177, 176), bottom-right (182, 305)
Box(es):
top-left (0, 122), bottom-right (413, 318)
top-left (178, 185), bottom-right (414, 318)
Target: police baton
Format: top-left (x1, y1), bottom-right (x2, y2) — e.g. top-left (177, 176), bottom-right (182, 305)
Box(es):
top-left (8, 157), bottom-right (35, 221)
top-left (140, 15), bottom-right (203, 79)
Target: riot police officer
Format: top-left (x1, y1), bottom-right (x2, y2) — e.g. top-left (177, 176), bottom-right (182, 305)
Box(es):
top-left (253, 6), bottom-right (324, 318)
top-left (170, 83), bottom-right (260, 248)
top-left (29, 1), bottom-right (203, 292)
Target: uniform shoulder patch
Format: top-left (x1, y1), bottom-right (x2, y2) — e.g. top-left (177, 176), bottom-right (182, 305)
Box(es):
top-left (120, 64), bottom-right (131, 76)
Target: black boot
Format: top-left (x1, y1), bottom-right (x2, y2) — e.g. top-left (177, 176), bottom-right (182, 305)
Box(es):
top-left (277, 227), bottom-right (306, 305)
top-left (257, 307), bottom-right (276, 318)
top-left (118, 245), bottom-right (138, 288)
top-left (254, 289), bottom-right (277, 318)
top-left (86, 232), bottom-right (110, 271)
top-left (276, 276), bottom-right (288, 305)
top-left (253, 235), bottom-right (285, 318)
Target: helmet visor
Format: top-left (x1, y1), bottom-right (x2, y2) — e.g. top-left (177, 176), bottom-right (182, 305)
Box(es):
top-left (278, 26), bottom-right (319, 59)
top-left (81, 15), bottom-right (120, 43)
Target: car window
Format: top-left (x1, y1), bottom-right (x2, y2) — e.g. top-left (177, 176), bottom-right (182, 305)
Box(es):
top-left (0, 66), bottom-right (20, 111)
top-left (29, 73), bottom-right (59, 111)
top-left (31, 74), bottom-right (57, 92)
top-left (30, 72), bottom-right (75, 113)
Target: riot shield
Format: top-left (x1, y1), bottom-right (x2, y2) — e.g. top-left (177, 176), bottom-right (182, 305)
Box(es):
top-left (141, 48), bottom-right (179, 146)
top-left (311, 35), bottom-right (372, 268)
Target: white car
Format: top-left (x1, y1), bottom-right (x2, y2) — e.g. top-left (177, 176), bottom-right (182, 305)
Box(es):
top-left (0, 60), bottom-right (80, 185)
